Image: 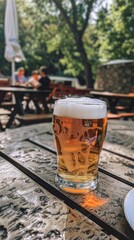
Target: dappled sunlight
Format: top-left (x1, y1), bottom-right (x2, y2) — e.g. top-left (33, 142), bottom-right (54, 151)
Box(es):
top-left (81, 192), bottom-right (109, 208)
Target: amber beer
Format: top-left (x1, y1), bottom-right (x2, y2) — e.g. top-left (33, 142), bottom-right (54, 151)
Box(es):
top-left (53, 97), bottom-right (107, 193)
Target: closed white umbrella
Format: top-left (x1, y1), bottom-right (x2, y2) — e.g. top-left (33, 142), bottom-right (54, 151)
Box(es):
top-left (4, 0), bottom-right (25, 85)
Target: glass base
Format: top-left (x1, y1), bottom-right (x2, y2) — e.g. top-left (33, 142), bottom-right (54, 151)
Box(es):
top-left (55, 174), bottom-right (98, 194)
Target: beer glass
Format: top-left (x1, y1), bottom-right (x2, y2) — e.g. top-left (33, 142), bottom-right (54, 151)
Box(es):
top-left (52, 97), bottom-right (107, 194)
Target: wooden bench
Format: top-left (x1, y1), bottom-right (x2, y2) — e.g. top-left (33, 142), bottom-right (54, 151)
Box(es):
top-left (119, 112), bottom-right (134, 120)
top-left (107, 113), bottom-right (121, 119)
top-left (0, 108), bottom-right (11, 130)
top-left (47, 86), bottom-right (76, 104)
top-left (0, 108), bottom-right (11, 115)
top-left (107, 112), bottom-right (134, 120)
top-left (0, 78), bottom-right (10, 87)
top-left (1, 102), bottom-right (15, 110)
top-left (115, 105), bottom-right (127, 111)
top-left (0, 79), bottom-right (14, 112)
top-left (73, 88), bottom-right (91, 96)
top-left (47, 86), bottom-right (91, 104)
top-left (16, 113), bottom-right (53, 126)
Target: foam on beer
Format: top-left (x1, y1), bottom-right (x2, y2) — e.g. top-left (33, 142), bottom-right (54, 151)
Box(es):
top-left (54, 97), bottom-right (107, 119)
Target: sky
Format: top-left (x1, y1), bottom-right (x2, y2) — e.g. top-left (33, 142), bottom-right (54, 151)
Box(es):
top-left (91, 0), bottom-right (113, 22)
top-left (103, 0), bottom-right (113, 7)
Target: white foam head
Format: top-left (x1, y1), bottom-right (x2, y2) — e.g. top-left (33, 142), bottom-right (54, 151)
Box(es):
top-left (54, 97), bottom-right (107, 119)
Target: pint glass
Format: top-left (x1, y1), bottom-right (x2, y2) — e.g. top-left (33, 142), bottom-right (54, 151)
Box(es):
top-left (52, 97), bottom-right (107, 193)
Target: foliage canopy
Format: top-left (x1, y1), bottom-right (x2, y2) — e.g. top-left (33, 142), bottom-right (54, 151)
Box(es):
top-left (0, 0), bottom-right (133, 85)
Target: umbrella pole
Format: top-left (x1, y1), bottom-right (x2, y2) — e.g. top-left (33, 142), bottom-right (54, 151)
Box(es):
top-left (11, 60), bottom-right (15, 85)
top-left (11, 60), bottom-right (16, 103)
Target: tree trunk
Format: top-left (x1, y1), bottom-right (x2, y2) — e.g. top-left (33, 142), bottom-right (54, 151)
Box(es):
top-left (52, 1), bottom-right (94, 88)
top-left (84, 59), bottom-right (94, 88)
top-left (75, 35), bottom-right (94, 88)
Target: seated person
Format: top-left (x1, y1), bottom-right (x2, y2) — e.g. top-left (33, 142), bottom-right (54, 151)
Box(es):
top-left (32, 66), bottom-right (51, 113)
top-left (38, 66), bottom-right (50, 90)
top-left (28, 70), bottom-right (40, 88)
top-left (14, 67), bottom-right (27, 85)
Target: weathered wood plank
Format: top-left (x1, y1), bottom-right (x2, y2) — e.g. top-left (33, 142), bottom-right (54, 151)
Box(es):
top-left (29, 133), bottom-right (134, 184)
top-left (0, 123), bottom-right (51, 150)
top-left (16, 113), bottom-right (53, 125)
top-left (0, 157), bottom-right (113, 240)
top-left (0, 120), bottom-right (133, 239)
top-left (104, 129), bottom-right (134, 159)
top-left (2, 141), bottom-right (133, 239)
top-left (107, 120), bottom-right (134, 131)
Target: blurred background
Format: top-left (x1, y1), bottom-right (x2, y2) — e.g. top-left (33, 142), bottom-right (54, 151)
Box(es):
top-left (0, 0), bottom-right (134, 90)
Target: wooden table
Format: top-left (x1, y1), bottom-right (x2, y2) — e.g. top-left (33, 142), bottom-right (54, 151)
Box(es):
top-left (90, 91), bottom-right (134, 113)
top-left (0, 120), bottom-right (133, 239)
top-left (0, 87), bottom-right (50, 128)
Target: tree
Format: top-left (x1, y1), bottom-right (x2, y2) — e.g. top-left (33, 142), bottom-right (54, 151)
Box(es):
top-left (50, 0), bottom-right (99, 87)
top-left (32, 0), bottom-right (99, 86)
top-left (1, 0), bottom-right (133, 81)
top-left (16, 0), bottom-right (64, 75)
top-left (0, 0), bottom-right (101, 82)
top-left (97, 0), bottom-right (134, 61)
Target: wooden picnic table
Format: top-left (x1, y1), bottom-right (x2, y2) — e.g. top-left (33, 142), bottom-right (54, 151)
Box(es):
top-left (90, 91), bottom-right (134, 113)
top-left (0, 120), bottom-right (133, 239)
top-left (0, 87), bottom-right (50, 128)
